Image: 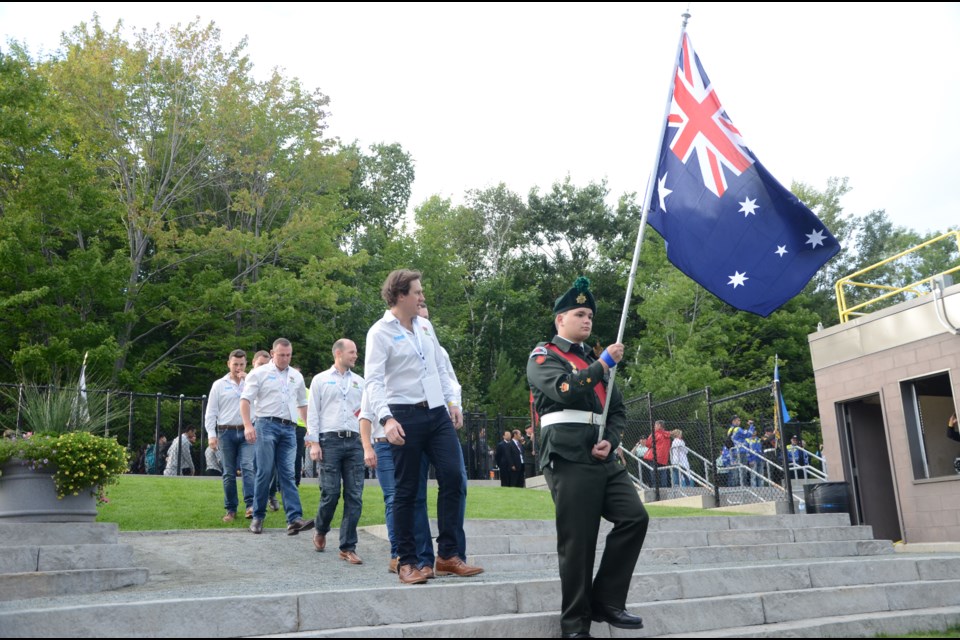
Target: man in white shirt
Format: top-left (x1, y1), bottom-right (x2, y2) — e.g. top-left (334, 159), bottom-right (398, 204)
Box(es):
top-left (418, 302), bottom-right (468, 564)
top-left (240, 338), bottom-right (314, 536)
top-left (307, 339), bottom-right (365, 564)
top-left (205, 349), bottom-right (255, 523)
top-left (364, 269), bottom-right (483, 585)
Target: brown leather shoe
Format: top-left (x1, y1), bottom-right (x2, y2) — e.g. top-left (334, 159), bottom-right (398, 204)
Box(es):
top-left (435, 556), bottom-right (484, 577)
top-left (222, 511), bottom-right (236, 523)
top-left (338, 550), bottom-right (363, 565)
top-left (250, 518), bottom-right (264, 534)
top-left (388, 557), bottom-right (398, 574)
top-left (419, 565), bottom-right (435, 579)
top-left (398, 564), bottom-right (428, 585)
top-left (312, 532), bottom-right (326, 552)
top-left (287, 517), bottom-right (315, 536)
top-left (244, 507), bottom-right (254, 519)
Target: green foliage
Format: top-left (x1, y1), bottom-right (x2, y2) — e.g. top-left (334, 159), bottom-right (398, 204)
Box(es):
top-left (0, 382), bottom-right (106, 435)
top-left (1, 13), bottom-right (953, 434)
top-left (0, 432), bottom-right (128, 500)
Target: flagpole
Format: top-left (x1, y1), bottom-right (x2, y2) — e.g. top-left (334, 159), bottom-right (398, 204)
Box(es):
top-left (598, 10), bottom-right (692, 442)
top-left (774, 354), bottom-right (796, 514)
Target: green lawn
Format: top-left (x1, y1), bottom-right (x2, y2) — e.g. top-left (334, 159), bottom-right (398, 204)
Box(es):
top-left (97, 474), bottom-right (726, 531)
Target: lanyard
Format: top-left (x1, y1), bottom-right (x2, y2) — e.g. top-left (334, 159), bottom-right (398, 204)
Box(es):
top-left (401, 318), bottom-right (428, 372)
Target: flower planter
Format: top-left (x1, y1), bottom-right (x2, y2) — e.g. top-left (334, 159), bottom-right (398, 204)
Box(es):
top-left (0, 459), bottom-right (97, 522)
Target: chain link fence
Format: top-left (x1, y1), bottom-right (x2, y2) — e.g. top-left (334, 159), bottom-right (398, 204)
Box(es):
top-left (2, 381), bottom-right (823, 504)
top-left (0, 383), bottom-right (207, 476)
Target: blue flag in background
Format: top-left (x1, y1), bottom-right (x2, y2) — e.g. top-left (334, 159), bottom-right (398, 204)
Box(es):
top-left (774, 361), bottom-right (792, 423)
top-left (649, 33), bottom-right (839, 317)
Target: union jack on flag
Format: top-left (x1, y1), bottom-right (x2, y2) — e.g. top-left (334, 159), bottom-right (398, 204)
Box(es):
top-left (668, 34), bottom-right (752, 198)
top-left (648, 32), bottom-right (839, 317)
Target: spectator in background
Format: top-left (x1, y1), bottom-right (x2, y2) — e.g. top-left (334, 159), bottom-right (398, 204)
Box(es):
top-left (730, 416), bottom-right (752, 486)
top-left (523, 425), bottom-right (536, 479)
top-left (761, 426), bottom-right (783, 485)
top-left (164, 427), bottom-right (197, 476)
top-left (495, 429), bottom-right (520, 487)
top-left (642, 420), bottom-right (671, 488)
top-left (717, 438), bottom-right (736, 487)
top-left (204, 445), bottom-right (222, 477)
top-left (745, 429), bottom-right (765, 486)
top-left (669, 429), bottom-right (691, 487)
top-left (511, 429), bottom-right (526, 487)
top-left (144, 435), bottom-right (167, 475)
top-left (786, 435), bottom-right (809, 479)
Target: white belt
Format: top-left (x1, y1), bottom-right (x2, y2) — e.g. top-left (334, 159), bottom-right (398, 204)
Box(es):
top-left (540, 410), bottom-right (604, 427)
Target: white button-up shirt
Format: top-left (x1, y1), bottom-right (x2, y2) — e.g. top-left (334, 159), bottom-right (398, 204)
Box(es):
top-left (241, 362), bottom-right (307, 422)
top-left (359, 390), bottom-right (385, 439)
top-left (436, 343), bottom-right (462, 407)
top-left (364, 311), bottom-right (457, 423)
top-left (306, 366), bottom-right (364, 442)
top-left (204, 373), bottom-right (245, 439)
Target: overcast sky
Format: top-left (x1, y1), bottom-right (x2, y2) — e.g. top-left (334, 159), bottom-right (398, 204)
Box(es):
top-left (2, 2), bottom-right (958, 234)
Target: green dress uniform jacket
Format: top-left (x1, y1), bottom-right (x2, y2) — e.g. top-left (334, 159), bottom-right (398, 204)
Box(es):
top-left (527, 334), bottom-right (648, 636)
top-left (526, 336), bottom-right (625, 468)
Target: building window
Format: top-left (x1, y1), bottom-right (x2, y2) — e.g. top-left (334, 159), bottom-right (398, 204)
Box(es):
top-left (901, 372), bottom-right (958, 480)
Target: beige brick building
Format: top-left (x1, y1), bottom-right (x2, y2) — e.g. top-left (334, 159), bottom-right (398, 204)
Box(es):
top-left (809, 282), bottom-right (960, 543)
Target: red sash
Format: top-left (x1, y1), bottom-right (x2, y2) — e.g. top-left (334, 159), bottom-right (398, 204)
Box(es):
top-left (545, 344), bottom-right (606, 407)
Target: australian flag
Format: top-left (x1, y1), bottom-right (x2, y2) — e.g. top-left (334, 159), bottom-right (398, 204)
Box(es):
top-left (649, 33), bottom-right (839, 317)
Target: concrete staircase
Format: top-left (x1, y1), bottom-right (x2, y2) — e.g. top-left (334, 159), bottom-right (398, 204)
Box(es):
top-left (2, 514), bottom-right (960, 637)
top-left (0, 522), bottom-right (148, 601)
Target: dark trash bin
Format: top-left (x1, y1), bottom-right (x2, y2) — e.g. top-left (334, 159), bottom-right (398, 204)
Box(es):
top-left (804, 482), bottom-right (853, 524)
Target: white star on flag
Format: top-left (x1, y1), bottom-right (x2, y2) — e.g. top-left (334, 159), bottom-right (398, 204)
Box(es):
top-left (739, 197), bottom-right (759, 217)
top-left (805, 229), bottom-right (827, 248)
top-left (775, 245), bottom-right (788, 257)
top-left (727, 271), bottom-right (748, 288)
top-left (657, 174), bottom-right (672, 212)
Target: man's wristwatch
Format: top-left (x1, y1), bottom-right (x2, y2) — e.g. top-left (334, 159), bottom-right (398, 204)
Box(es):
top-left (379, 415), bottom-right (393, 427)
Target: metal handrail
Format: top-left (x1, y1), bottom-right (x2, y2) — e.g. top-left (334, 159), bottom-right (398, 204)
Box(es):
top-left (835, 230), bottom-right (960, 323)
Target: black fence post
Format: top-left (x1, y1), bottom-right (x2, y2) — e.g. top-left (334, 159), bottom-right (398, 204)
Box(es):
top-left (176, 394), bottom-right (185, 476)
top-left (154, 393), bottom-right (162, 475)
top-left (127, 392), bottom-right (135, 457)
top-left (706, 386), bottom-right (720, 508)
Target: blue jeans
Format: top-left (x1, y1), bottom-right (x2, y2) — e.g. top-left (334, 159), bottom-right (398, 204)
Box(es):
top-left (390, 405), bottom-right (464, 566)
top-left (253, 418), bottom-right (302, 522)
top-left (217, 428), bottom-right (255, 512)
top-left (376, 441), bottom-right (435, 567)
top-left (671, 467), bottom-right (692, 488)
top-left (315, 434), bottom-right (365, 551)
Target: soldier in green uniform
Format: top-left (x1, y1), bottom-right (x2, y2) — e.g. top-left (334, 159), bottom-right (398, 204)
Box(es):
top-left (527, 276), bottom-right (648, 639)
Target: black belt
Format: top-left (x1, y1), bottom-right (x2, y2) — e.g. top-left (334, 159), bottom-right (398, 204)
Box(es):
top-left (265, 417), bottom-right (297, 426)
top-left (373, 437), bottom-right (389, 443)
top-left (321, 430), bottom-right (358, 439)
top-left (218, 425), bottom-right (244, 430)
top-left (389, 401), bottom-right (429, 410)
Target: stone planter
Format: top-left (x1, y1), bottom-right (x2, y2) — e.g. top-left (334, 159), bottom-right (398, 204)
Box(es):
top-left (0, 459), bottom-right (97, 522)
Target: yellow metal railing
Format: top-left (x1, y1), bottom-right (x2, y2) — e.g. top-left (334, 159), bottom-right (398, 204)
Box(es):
top-left (835, 230), bottom-right (960, 323)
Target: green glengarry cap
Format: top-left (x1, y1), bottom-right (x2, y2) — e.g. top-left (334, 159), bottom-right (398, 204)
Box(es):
top-left (553, 276), bottom-right (596, 314)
